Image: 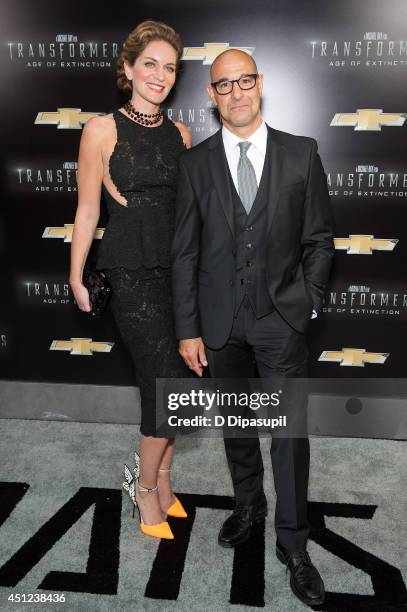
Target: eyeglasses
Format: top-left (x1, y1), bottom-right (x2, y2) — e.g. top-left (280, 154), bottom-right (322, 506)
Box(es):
top-left (211, 73), bottom-right (258, 95)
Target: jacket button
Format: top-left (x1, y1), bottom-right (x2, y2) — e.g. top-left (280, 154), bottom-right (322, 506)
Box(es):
top-left (229, 280), bottom-right (234, 286)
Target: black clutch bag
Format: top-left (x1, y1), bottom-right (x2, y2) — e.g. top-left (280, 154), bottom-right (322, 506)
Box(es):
top-left (82, 263), bottom-right (112, 316)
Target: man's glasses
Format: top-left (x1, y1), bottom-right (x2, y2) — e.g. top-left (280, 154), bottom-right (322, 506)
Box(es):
top-left (211, 73), bottom-right (258, 95)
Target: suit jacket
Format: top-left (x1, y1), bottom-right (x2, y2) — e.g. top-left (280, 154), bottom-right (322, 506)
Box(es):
top-left (171, 124), bottom-right (335, 349)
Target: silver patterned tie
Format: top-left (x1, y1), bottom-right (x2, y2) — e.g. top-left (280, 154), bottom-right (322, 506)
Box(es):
top-left (237, 141), bottom-right (258, 214)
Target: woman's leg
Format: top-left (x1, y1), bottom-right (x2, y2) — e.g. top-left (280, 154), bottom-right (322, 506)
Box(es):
top-left (106, 269), bottom-right (188, 522)
top-left (137, 435), bottom-right (170, 524)
top-left (157, 438), bottom-right (176, 512)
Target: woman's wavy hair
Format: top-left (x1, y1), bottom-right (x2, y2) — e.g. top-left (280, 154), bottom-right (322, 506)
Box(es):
top-left (117, 20), bottom-right (183, 96)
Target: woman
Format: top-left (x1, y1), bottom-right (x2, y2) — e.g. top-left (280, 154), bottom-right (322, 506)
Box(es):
top-left (69, 20), bottom-right (192, 540)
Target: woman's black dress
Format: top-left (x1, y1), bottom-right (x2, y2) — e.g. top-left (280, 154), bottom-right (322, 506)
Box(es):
top-left (96, 109), bottom-right (192, 437)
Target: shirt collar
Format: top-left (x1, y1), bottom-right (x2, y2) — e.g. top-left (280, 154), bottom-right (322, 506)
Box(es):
top-left (222, 120), bottom-right (268, 155)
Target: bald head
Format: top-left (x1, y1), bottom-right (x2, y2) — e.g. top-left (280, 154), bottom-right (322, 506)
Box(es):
top-left (210, 49), bottom-right (258, 81)
top-left (207, 47), bottom-right (263, 136)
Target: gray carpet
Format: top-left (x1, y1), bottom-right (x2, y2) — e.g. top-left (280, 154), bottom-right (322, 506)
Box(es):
top-left (0, 419), bottom-right (406, 611)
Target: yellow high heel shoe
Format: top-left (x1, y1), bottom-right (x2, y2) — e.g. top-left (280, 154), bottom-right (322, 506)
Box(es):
top-left (123, 463), bottom-right (174, 540)
top-left (158, 467), bottom-right (188, 518)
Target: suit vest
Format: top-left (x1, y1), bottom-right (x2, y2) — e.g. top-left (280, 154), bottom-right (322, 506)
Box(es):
top-left (228, 143), bottom-right (275, 317)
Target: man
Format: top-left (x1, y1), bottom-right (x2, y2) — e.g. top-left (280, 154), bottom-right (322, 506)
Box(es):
top-left (172, 49), bottom-right (334, 607)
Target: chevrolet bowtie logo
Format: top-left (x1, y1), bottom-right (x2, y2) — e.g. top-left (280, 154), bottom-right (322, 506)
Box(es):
top-left (35, 108), bottom-right (104, 129)
top-left (319, 348), bottom-right (389, 367)
top-left (42, 224), bottom-right (104, 242)
top-left (50, 338), bottom-right (114, 356)
top-left (334, 235), bottom-right (398, 254)
top-left (330, 109), bottom-right (406, 131)
top-left (182, 43), bottom-right (255, 65)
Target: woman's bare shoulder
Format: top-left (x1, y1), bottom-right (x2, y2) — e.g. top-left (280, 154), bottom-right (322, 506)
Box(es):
top-left (82, 113), bottom-right (115, 141)
top-left (173, 120), bottom-right (192, 148)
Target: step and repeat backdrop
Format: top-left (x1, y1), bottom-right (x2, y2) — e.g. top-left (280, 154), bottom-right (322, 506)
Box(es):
top-left (1, 0), bottom-right (406, 385)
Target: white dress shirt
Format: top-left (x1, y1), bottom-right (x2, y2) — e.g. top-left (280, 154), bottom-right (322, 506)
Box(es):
top-left (221, 121), bottom-right (317, 320)
top-left (222, 121), bottom-right (268, 193)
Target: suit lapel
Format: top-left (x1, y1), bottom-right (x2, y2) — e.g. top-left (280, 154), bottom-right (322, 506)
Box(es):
top-left (266, 125), bottom-right (284, 236)
top-left (208, 130), bottom-right (235, 238)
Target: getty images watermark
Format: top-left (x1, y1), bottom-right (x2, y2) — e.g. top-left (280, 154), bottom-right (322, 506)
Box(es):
top-left (155, 378), bottom-right (310, 438)
top-left (154, 378), bottom-right (407, 440)
top-left (166, 388), bottom-right (286, 430)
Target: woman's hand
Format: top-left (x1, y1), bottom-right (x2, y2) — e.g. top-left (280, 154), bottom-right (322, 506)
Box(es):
top-left (70, 279), bottom-right (92, 313)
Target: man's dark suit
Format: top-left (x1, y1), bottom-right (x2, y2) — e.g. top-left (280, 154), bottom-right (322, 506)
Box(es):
top-left (171, 123), bottom-right (334, 552)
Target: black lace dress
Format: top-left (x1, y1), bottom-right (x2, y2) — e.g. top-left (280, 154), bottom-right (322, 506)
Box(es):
top-left (96, 109), bottom-right (192, 437)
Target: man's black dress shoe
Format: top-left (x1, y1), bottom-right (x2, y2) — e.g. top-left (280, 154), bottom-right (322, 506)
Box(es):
top-left (276, 541), bottom-right (325, 606)
top-left (218, 494), bottom-right (267, 548)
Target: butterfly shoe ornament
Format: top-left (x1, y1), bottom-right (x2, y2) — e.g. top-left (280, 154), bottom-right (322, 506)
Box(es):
top-left (122, 456), bottom-right (174, 540)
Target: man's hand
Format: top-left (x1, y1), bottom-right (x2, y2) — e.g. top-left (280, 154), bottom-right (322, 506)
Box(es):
top-left (179, 338), bottom-right (208, 377)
